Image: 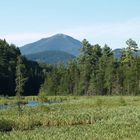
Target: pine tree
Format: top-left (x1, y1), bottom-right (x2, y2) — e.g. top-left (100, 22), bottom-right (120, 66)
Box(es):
top-left (102, 44), bottom-right (114, 95)
top-left (121, 39), bottom-right (138, 95)
top-left (15, 56), bottom-right (27, 114)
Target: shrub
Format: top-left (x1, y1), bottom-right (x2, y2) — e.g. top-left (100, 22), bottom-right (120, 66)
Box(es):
top-left (0, 118), bottom-right (14, 132)
top-left (14, 115), bottom-right (41, 130)
top-left (38, 92), bottom-right (48, 102)
top-left (119, 97), bottom-right (127, 106)
top-left (95, 98), bottom-right (103, 107)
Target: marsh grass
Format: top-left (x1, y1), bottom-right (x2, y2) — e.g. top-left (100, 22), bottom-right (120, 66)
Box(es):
top-left (0, 96), bottom-right (140, 140)
top-left (0, 118), bottom-right (14, 132)
top-left (119, 96), bottom-right (127, 106)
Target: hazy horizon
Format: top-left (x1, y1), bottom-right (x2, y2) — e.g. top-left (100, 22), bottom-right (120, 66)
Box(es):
top-left (0, 0), bottom-right (140, 49)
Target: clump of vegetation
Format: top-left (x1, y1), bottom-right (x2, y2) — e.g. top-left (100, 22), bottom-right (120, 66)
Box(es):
top-left (95, 98), bottom-right (104, 107)
top-left (38, 92), bottom-right (48, 102)
top-left (0, 118), bottom-right (14, 132)
top-left (14, 115), bottom-right (41, 131)
top-left (119, 96), bottom-right (127, 106)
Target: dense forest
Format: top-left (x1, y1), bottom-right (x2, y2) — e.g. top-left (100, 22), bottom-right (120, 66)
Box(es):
top-left (0, 39), bottom-right (52, 96)
top-left (0, 38), bottom-right (140, 96)
top-left (40, 38), bottom-right (140, 96)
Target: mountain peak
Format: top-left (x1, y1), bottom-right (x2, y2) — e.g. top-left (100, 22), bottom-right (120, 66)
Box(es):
top-left (20, 34), bottom-right (82, 56)
top-left (52, 33), bottom-right (69, 39)
top-left (52, 33), bottom-right (75, 39)
top-left (54, 33), bottom-right (67, 36)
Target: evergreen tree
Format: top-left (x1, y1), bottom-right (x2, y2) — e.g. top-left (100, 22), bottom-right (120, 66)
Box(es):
top-left (121, 39), bottom-right (138, 95)
top-left (15, 56), bottom-right (27, 113)
top-left (102, 44), bottom-right (114, 95)
top-left (87, 44), bottom-right (102, 95)
top-left (77, 40), bottom-right (91, 95)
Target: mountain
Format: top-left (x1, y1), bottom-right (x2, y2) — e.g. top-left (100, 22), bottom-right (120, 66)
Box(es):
top-left (113, 48), bottom-right (122, 59)
top-left (20, 34), bottom-right (82, 56)
top-left (26, 50), bottom-right (75, 64)
top-left (113, 48), bottom-right (140, 59)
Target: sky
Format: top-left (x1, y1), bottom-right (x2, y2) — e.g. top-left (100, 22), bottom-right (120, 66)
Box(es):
top-left (0, 0), bottom-right (140, 49)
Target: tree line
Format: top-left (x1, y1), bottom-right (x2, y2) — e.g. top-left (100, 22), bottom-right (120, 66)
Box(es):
top-left (40, 38), bottom-right (140, 96)
top-left (0, 39), bottom-right (52, 96)
top-left (0, 38), bottom-right (140, 96)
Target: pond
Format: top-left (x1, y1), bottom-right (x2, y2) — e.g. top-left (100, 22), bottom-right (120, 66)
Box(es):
top-left (0, 101), bottom-right (62, 109)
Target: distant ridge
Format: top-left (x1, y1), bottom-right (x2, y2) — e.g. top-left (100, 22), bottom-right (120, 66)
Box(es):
top-left (113, 48), bottom-right (140, 59)
top-left (113, 48), bottom-right (122, 59)
top-left (26, 50), bottom-right (75, 64)
top-left (20, 33), bottom-right (82, 56)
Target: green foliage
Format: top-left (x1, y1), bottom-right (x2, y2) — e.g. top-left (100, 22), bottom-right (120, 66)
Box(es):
top-left (15, 56), bottom-right (27, 114)
top-left (119, 96), bottom-right (127, 106)
top-left (0, 118), bottom-right (14, 132)
top-left (15, 56), bottom-right (27, 98)
top-left (0, 39), bottom-right (45, 96)
top-left (0, 96), bottom-right (140, 139)
top-left (1, 38), bottom-right (140, 97)
top-left (38, 92), bottom-right (47, 102)
top-left (0, 39), bottom-right (20, 96)
top-left (40, 38), bottom-right (140, 96)
top-left (95, 97), bottom-right (104, 107)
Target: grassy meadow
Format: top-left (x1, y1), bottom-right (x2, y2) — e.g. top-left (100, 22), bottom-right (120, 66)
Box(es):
top-left (0, 96), bottom-right (140, 140)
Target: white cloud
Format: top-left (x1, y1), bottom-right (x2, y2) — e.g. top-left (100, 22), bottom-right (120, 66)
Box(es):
top-left (1, 18), bottom-right (140, 49)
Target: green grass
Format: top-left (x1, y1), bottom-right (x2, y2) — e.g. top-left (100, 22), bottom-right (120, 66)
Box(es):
top-left (0, 96), bottom-right (140, 140)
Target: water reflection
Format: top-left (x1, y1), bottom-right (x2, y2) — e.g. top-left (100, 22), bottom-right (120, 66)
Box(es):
top-left (0, 101), bottom-right (62, 109)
